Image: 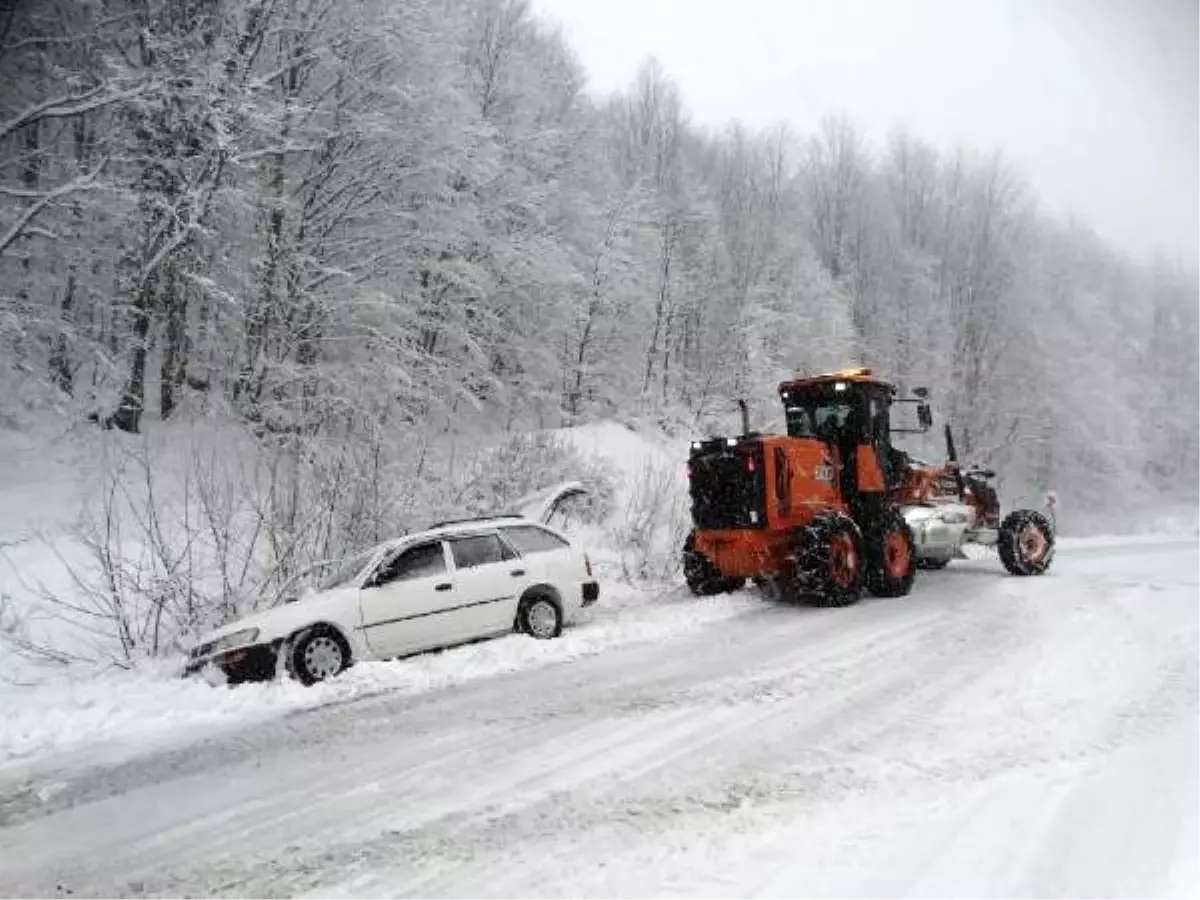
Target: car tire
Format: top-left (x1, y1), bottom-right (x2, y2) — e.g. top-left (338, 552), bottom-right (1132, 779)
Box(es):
top-left (289, 625), bottom-right (351, 685)
top-left (518, 592), bottom-right (563, 640)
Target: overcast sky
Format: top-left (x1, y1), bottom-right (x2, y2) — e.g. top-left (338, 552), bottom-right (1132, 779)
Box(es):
top-left (532, 0), bottom-right (1198, 271)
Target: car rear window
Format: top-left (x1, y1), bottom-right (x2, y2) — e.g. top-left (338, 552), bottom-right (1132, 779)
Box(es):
top-left (501, 524), bottom-right (570, 555)
top-left (450, 533), bottom-right (514, 569)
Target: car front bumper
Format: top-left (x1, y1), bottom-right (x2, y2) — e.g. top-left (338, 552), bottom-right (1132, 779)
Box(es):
top-left (183, 641), bottom-right (281, 684)
top-left (582, 580), bottom-right (600, 606)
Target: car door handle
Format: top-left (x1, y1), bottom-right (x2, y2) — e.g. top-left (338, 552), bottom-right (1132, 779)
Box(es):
top-left (510, 569), bottom-right (526, 577)
top-left (435, 583), bottom-right (452, 592)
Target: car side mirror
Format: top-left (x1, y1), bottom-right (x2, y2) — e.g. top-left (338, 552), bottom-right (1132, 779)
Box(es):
top-left (917, 402), bottom-right (933, 430)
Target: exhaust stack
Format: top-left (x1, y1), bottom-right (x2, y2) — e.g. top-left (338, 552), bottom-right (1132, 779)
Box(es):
top-left (737, 399), bottom-right (750, 437)
top-left (945, 423), bottom-right (966, 500)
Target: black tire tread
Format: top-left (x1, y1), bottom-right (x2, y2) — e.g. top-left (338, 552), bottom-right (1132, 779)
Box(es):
top-left (787, 512), bottom-right (864, 608)
top-left (998, 509), bottom-right (1055, 576)
top-left (518, 591), bottom-right (564, 639)
top-left (683, 531), bottom-right (727, 596)
top-left (289, 624), bottom-right (351, 686)
top-left (864, 507), bottom-right (917, 598)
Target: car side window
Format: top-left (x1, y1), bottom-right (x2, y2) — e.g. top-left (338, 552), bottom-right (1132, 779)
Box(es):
top-left (500, 524), bottom-right (570, 555)
top-left (449, 533), bottom-right (514, 569)
top-left (373, 542), bottom-right (446, 587)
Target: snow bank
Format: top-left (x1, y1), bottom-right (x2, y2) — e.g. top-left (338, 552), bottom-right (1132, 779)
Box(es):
top-left (1127, 502), bottom-right (1200, 537)
top-left (0, 417), bottom-right (708, 770)
top-left (0, 415), bottom-right (745, 771)
top-left (551, 420), bottom-right (684, 488)
top-left (551, 420), bottom-right (691, 583)
top-left (0, 581), bottom-right (758, 773)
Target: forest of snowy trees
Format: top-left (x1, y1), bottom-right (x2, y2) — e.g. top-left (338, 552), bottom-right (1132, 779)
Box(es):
top-left (1, 0), bottom-right (1197, 659)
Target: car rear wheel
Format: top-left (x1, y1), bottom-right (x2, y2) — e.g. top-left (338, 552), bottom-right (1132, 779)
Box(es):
top-left (290, 626), bottom-right (351, 685)
top-left (519, 593), bottom-right (563, 639)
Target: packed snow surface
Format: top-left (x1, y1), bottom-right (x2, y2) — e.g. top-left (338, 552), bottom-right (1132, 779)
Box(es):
top-left (0, 535), bottom-right (1195, 898)
top-left (0, 581), bottom-right (756, 771)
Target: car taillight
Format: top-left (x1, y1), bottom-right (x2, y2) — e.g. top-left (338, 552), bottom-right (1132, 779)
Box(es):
top-left (584, 553), bottom-right (593, 577)
top-left (746, 456), bottom-right (756, 473)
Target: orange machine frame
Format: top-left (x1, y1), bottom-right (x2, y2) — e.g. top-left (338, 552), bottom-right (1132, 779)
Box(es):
top-left (692, 433), bottom-right (895, 579)
top-left (690, 367), bottom-right (915, 579)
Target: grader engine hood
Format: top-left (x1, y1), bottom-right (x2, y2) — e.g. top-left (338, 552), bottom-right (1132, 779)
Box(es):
top-left (689, 434), bottom-right (846, 535)
top-left (687, 438), bottom-right (766, 529)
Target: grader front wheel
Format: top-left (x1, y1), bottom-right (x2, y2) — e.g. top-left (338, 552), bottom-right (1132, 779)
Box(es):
top-left (998, 509), bottom-right (1055, 576)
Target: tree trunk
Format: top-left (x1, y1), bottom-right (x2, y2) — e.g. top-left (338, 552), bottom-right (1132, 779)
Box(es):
top-left (643, 225), bottom-right (674, 395)
top-left (107, 280), bottom-right (154, 434)
top-left (160, 263), bottom-right (187, 418)
top-left (49, 276), bottom-right (75, 395)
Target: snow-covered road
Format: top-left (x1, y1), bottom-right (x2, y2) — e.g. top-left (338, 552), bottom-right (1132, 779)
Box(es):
top-left (1, 538), bottom-right (1196, 898)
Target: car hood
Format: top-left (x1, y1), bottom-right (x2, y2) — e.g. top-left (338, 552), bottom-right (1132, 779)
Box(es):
top-left (194, 587), bottom-right (356, 648)
top-left (200, 608), bottom-right (284, 644)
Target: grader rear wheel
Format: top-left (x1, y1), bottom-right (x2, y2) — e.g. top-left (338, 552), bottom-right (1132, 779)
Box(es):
top-left (683, 532), bottom-right (743, 595)
top-left (788, 513), bottom-right (865, 608)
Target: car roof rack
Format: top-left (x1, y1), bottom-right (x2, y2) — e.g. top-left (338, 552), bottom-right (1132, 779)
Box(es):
top-left (428, 514), bottom-right (525, 530)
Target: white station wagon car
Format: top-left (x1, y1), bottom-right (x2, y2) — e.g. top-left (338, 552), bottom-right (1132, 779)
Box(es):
top-left (185, 512), bottom-right (599, 685)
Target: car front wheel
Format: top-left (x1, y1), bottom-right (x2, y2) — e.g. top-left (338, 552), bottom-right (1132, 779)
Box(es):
top-left (290, 626), bottom-right (351, 685)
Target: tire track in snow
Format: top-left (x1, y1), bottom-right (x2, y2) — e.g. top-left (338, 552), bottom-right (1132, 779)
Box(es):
top-left (10, 582), bottom-right (1033, 897)
top-left (0, 547), bottom-right (1195, 898)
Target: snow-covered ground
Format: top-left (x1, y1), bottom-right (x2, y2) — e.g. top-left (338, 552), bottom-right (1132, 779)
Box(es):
top-left (0, 535), bottom-right (1194, 898)
top-left (0, 581), bottom-right (759, 773)
top-left (1, 418), bottom-right (1196, 896)
top-left (0, 417), bottom-right (698, 771)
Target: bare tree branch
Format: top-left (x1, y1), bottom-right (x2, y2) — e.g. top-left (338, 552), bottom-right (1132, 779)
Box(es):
top-left (0, 157), bottom-right (108, 256)
top-left (0, 85), bottom-right (148, 143)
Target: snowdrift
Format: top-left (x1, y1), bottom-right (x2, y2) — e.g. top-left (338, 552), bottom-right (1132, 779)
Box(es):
top-left (1, 416), bottom-right (1196, 776)
top-left (0, 419), bottom-right (731, 773)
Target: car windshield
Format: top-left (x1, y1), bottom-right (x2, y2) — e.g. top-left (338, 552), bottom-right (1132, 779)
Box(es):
top-left (317, 550), bottom-right (376, 591)
top-left (269, 550), bottom-right (380, 606)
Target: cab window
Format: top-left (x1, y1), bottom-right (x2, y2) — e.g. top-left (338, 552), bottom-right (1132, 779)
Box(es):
top-left (785, 402), bottom-right (853, 439)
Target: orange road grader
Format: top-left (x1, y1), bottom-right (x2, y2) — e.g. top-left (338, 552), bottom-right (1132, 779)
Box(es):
top-left (682, 368), bottom-right (1055, 605)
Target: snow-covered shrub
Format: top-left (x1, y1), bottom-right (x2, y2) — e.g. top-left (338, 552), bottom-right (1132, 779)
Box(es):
top-left (608, 456), bottom-right (691, 584)
top-left (0, 422), bottom-right (621, 669)
top-left (443, 431), bottom-right (616, 525)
